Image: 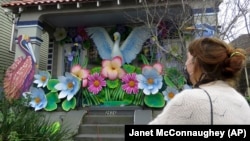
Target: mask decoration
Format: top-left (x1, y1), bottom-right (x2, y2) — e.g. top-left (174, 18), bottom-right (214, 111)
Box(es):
top-left (184, 67), bottom-right (192, 86)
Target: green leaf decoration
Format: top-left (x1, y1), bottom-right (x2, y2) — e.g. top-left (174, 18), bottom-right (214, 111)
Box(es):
top-left (123, 94), bottom-right (134, 104)
top-left (90, 67), bottom-right (102, 74)
top-left (135, 67), bottom-right (142, 74)
top-left (123, 64), bottom-right (136, 73)
top-left (82, 89), bottom-right (102, 106)
top-left (50, 121), bottom-right (61, 135)
top-left (83, 40), bottom-right (91, 49)
top-left (47, 79), bottom-right (59, 92)
top-left (107, 79), bottom-right (119, 88)
top-left (144, 93), bottom-right (165, 108)
top-left (164, 67), bottom-right (186, 89)
top-left (132, 90), bottom-right (144, 106)
top-left (81, 56), bottom-right (88, 68)
top-left (164, 75), bottom-right (175, 87)
top-left (73, 55), bottom-right (80, 66)
top-left (102, 101), bottom-right (131, 106)
top-left (140, 54), bottom-right (149, 65)
top-left (96, 90), bottom-right (106, 103)
top-left (62, 97), bottom-right (77, 111)
top-left (45, 92), bottom-right (60, 111)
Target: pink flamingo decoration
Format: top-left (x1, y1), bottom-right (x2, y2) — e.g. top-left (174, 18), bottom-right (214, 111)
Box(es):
top-left (3, 35), bottom-right (37, 100)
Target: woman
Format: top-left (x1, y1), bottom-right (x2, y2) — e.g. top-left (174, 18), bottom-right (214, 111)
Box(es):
top-left (149, 37), bottom-right (250, 124)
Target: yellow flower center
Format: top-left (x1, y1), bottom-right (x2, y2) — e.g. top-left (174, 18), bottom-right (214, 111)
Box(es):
top-left (35, 97), bottom-right (41, 104)
top-left (147, 78), bottom-right (154, 84)
top-left (40, 76), bottom-right (46, 82)
top-left (67, 82), bottom-right (73, 89)
top-left (94, 80), bottom-right (100, 87)
top-left (128, 80), bottom-right (135, 87)
top-left (168, 92), bottom-right (175, 99)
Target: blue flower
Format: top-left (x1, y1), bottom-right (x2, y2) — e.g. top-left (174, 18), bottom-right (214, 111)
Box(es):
top-left (162, 86), bottom-right (179, 102)
top-left (136, 68), bottom-right (163, 95)
top-left (55, 72), bottom-right (80, 101)
top-left (183, 84), bottom-right (192, 90)
top-left (33, 70), bottom-right (51, 87)
top-left (23, 87), bottom-right (47, 111)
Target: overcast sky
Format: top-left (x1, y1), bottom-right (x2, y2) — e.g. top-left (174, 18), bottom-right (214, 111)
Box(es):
top-left (218, 0), bottom-right (250, 42)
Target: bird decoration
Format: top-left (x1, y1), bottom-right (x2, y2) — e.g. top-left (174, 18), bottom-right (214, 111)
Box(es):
top-left (86, 26), bottom-right (152, 64)
top-left (3, 34), bottom-right (37, 100)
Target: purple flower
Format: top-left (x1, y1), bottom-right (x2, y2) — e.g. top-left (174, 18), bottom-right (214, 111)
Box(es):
top-left (88, 73), bottom-right (106, 94)
top-left (122, 73), bottom-right (139, 94)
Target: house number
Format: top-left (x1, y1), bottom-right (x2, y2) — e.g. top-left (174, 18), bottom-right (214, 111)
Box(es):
top-left (105, 111), bottom-right (117, 115)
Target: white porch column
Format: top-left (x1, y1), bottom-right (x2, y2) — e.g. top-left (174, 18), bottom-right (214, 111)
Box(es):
top-left (15, 20), bottom-right (43, 68)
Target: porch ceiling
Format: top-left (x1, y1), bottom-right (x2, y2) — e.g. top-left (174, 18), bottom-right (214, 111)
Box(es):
top-left (40, 9), bottom-right (145, 27)
top-left (2, 0), bottom-right (193, 28)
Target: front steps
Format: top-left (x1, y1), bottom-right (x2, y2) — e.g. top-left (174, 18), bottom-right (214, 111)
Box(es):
top-left (74, 106), bottom-right (142, 141)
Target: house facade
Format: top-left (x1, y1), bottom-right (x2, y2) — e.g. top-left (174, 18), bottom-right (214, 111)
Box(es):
top-left (1, 0), bottom-right (222, 111)
top-left (0, 0), bottom-right (223, 139)
top-left (0, 0), bottom-right (15, 87)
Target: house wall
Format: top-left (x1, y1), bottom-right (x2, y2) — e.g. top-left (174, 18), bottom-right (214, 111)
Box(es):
top-left (190, 0), bottom-right (221, 25)
top-left (0, 0), bottom-right (14, 87)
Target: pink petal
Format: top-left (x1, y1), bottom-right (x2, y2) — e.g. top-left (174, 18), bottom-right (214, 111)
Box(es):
top-left (101, 67), bottom-right (109, 78)
top-left (108, 70), bottom-right (118, 80)
top-left (153, 63), bottom-right (163, 74)
top-left (111, 56), bottom-right (122, 67)
top-left (71, 65), bottom-right (82, 73)
top-left (102, 59), bottom-right (111, 67)
top-left (142, 65), bottom-right (152, 71)
top-left (82, 69), bottom-right (90, 79)
top-left (118, 69), bottom-right (126, 79)
top-left (82, 79), bottom-right (88, 87)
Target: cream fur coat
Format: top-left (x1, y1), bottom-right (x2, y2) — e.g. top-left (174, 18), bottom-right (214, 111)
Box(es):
top-left (149, 80), bottom-right (250, 124)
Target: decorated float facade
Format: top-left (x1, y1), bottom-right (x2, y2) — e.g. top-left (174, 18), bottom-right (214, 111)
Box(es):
top-left (1, 0), bottom-right (220, 112)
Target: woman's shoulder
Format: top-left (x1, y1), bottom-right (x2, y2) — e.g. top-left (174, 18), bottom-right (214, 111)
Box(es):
top-left (169, 88), bottom-right (207, 104)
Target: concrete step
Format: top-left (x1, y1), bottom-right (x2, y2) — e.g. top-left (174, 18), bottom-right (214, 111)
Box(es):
top-left (82, 114), bottom-right (134, 124)
top-left (74, 134), bottom-right (124, 141)
top-left (83, 106), bottom-right (142, 115)
top-left (78, 124), bottom-right (125, 134)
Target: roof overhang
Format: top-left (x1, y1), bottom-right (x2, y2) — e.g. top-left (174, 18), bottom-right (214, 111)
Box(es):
top-left (1, 0), bottom-right (193, 28)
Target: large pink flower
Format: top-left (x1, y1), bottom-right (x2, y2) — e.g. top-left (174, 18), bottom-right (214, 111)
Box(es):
top-left (71, 65), bottom-right (90, 87)
top-left (101, 56), bottom-right (126, 80)
top-left (122, 73), bottom-right (139, 94)
top-left (87, 73), bottom-right (106, 94)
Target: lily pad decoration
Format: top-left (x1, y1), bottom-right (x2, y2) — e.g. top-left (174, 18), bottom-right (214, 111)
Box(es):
top-left (106, 79), bottom-right (119, 89)
top-left (123, 64), bottom-right (136, 73)
top-left (62, 97), bottom-right (77, 111)
top-left (103, 101), bottom-right (131, 106)
top-left (45, 92), bottom-right (60, 111)
top-left (47, 79), bottom-right (59, 92)
top-left (144, 93), bottom-right (165, 108)
top-left (90, 66), bottom-right (101, 74)
top-left (134, 67), bottom-right (142, 74)
top-left (123, 93), bottom-right (134, 104)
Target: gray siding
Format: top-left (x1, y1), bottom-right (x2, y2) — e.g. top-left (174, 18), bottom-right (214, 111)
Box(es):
top-left (0, 0), bottom-right (14, 87)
